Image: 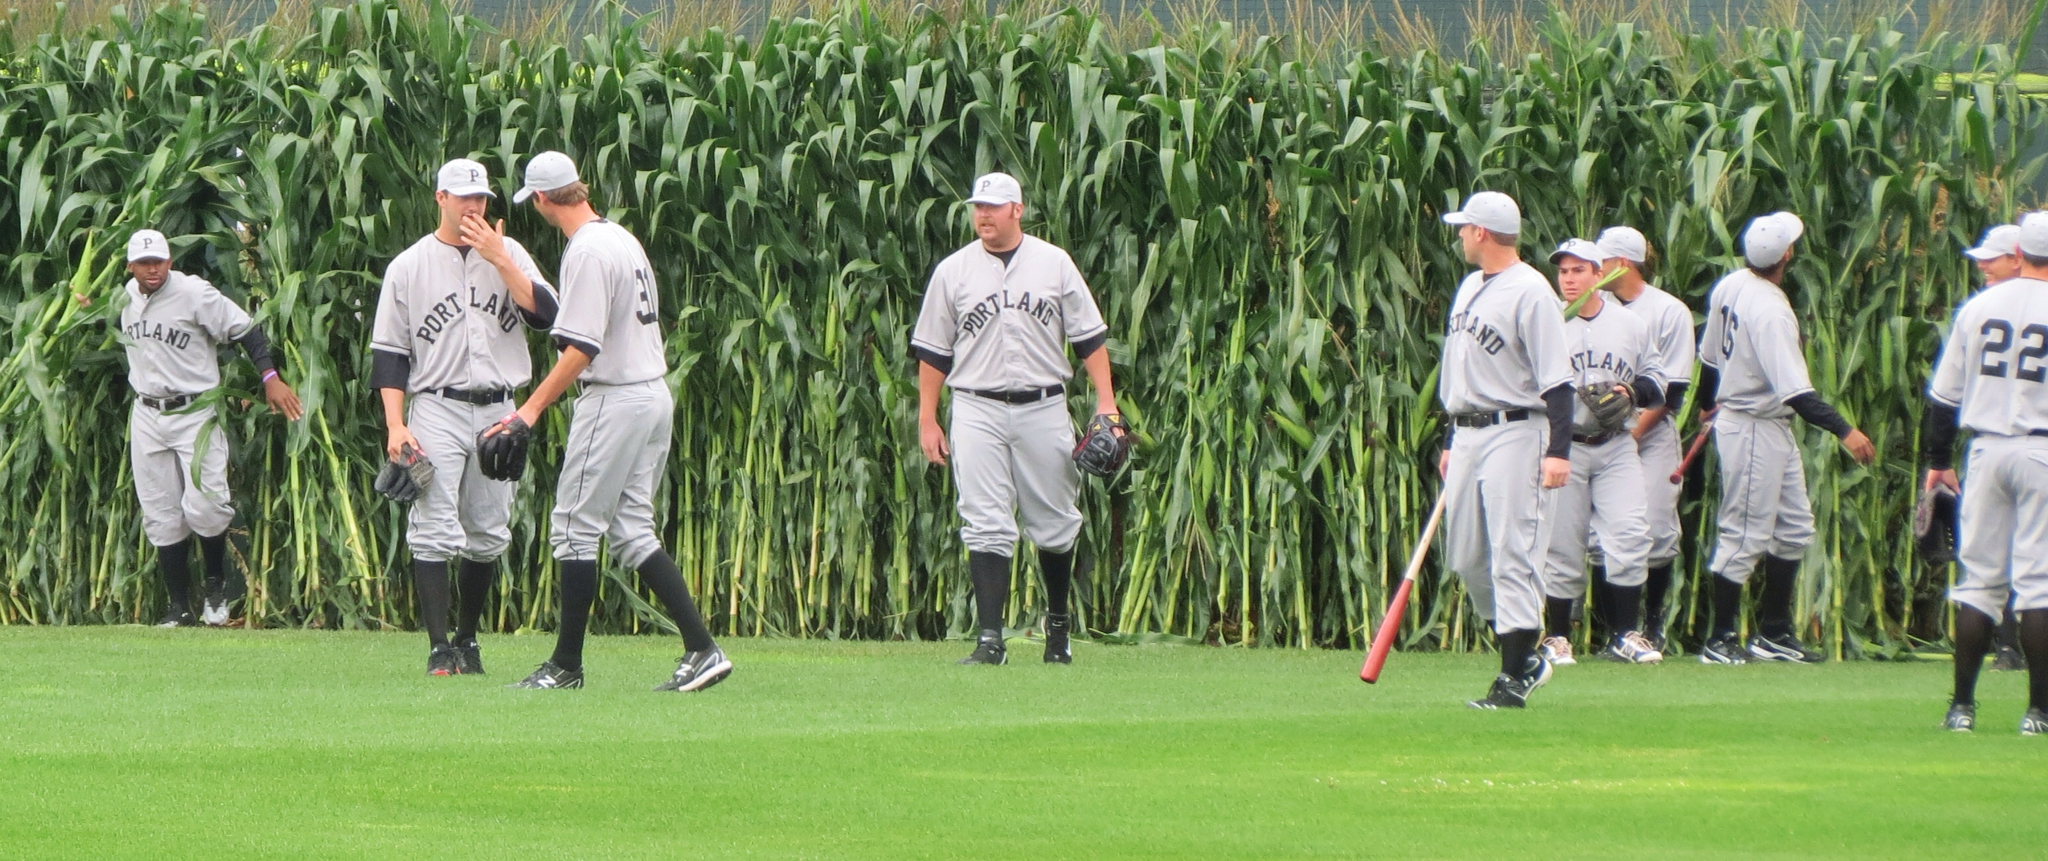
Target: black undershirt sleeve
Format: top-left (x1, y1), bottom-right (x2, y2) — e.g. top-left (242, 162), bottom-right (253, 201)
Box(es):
top-left (519, 285), bottom-right (560, 330)
top-left (1922, 400), bottom-right (1961, 470)
top-left (1785, 392), bottom-right (1854, 439)
top-left (912, 346), bottom-right (954, 375)
top-left (1697, 365), bottom-right (1721, 411)
top-left (370, 349), bottom-right (411, 392)
top-left (1664, 381), bottom-right (1689, 413)
top-left (1542, 383), bottom-right (1574, 459)
top-left (1072, 332), bottom-right (1107, 361)
top-left (1631, 375), bottom-right (1664, 409)
top-left (236, 326), bottom-right (278, 375)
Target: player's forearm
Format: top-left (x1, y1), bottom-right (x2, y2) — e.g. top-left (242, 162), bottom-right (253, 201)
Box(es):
top-left (1922, 399), bottom-right (1961, 470)
top-left (1081, 347), bottom-right (1118, 413)
top-left (1541, 384), bottom-right (1573, 459)
top-left (495, 260), bottom-right (541, 312)
top-left (518, 347), bottom-right (592, 421)
top-left (235, 325), bottom-right (279, 376)
top-left (917, 361), bottom-right (946, 423)
top-left (1785, 392), bottom-right (1854, 439)
top-left (379, 387), bottom-right (408, 430)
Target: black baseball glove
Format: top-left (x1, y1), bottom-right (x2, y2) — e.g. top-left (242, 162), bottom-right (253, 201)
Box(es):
top-left (1072, 413), bottom-right (1131, 478)
top-left (1578, 382), bottom-right (1635, 436)
top-left (1914, 484), bottom-right (1958, 566)
top-left (373, 443), bottom-right (435, 503)
top-left (476, 414), bottom-right (531, 482)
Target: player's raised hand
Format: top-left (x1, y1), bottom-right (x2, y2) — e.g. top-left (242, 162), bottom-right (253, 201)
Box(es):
top-left (264, 375), bottom-right (304, 421)
top-left (1540, 456), bottom-right (1570, 489)
top-left (1841, 428), bottom-right (1876, 465)
top-left (458, 214), bottom-right (510, 265)
top-left (919, 416), bottom-right (950, 466)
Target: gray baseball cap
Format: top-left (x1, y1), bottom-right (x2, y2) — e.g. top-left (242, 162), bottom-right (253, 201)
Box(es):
top-left (1442, 191), bottom-right (1521, 235)
top-left (1596, 226), bottom-right (1649, 263)
top-left (1965, 224), bottom-right (2021, 261)
top-left (966, 172), bottom-right (1023, 206)
top-left (127, 229), bottom-right (171, 262)
top-left (437, 158), bottom-right (495, 197)
top-left (1549, 238), bottom-right (1609, 266)
top-left (1742, 212), bottom-right (1804, 268)
top-left (513, 151), bottom-right (580, 204)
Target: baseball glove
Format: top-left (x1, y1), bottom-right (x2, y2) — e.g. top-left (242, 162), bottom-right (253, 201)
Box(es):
top-left (373, 444), bottom-right (435, 503)
top-left (1914, 484), bottom-right (1958, 566)
top-left (1578, 382), bottom-right (1635, 436)
top-left (1072, 413), bottom-right (1131, 478)
top-left (476, 413), bottom-right (531, 482)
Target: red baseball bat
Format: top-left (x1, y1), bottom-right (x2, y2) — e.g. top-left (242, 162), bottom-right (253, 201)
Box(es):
top-left (1360, 492), bottom-right (1448, 684)
top-left (1669, 410), bottom-right (1717, 484)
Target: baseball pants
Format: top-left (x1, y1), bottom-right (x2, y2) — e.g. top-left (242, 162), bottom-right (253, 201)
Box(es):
top-left (131, 400), bottom-right (232, 546)
top-left (549, 379), bottom-right (671, 568)
top-left (948, 392), bottom-right (1082, 556)
top-left (1949, 435), bottom-right (2048, 618)
top-left (1445, 418), bottom-right (1554, 634)
top-left (405, 392), bottom-right (516, 563)
top-left (1544, 434), bottom-right (1652, 598)
top-left (1706, 410), bottom-right (1814, 585)
top-left (1635, 415), bottom-right (1683, 564)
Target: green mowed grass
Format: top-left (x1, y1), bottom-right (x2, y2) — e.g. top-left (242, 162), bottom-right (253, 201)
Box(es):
top-left (0, 627), bottom-right (2040, 859)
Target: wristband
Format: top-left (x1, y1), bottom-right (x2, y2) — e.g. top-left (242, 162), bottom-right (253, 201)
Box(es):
top-left (260, 369), bottom-right (279, 383)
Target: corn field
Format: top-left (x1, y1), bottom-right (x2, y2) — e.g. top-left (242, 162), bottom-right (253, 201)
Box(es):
top-left (0, 0), bottom-right (2036, 656)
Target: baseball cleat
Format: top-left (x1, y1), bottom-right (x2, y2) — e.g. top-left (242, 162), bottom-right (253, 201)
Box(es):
top-left (1747, 633), bottom-right (1824, 663)
top-left (655, 647), bottom-right (733, 692)
top-left (1043, 613), bottom-right (1072, 664)
top-left (427, 644), bottom-right (460, 676)
top-left (1699, 633), bottom-right (1749, 665)
top-left (2023, 708), bottom-right (2048, 737)
top-left (155, 607), bottom-right (196, 628)
top-left (201, 593), bottom-right (230, 627)
top-left (454, 637), bottom-right (484, 675)
top-left (958, 630), bottom-right (1007, 665)
top-left (1539, 636), bottom-right (1576, 666)
top-left (1943, 700), bottom-right (1976, 732)
top-left (510, 661), bottom-right (583, 689)
top-left (1991, 644), bottom-right (2028, 672)
top-left (1606, 631), bottom-right (1664, 664)
top-left (1468, 658), bottom-right (1548, 710)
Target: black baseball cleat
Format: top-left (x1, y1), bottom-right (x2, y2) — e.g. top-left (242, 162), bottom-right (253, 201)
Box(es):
top-left (655, 647), bottom-right (733, 692)
top-left (1747, 633), bottom-right (1824, 663)
top-left (155, 607), bottom-right (196, 628)
top-left (1699, 633), bottom-right (1749, 665)
top-left (454, 637), bottom-right (484, 675)
top-left (1991, 644), bottom-right (2028, 672)
top-left (1943, 700), bottom-right (1976, 732)
top-left (427, 644), bottom-right (460, 676)
top-left (2022, 708), bottom-right (2048, 737)
top-left (1467, 655), bottom-right (1551, 710)
top-left (958, 630), bottom-right (1007, 665)
top-left (1043, 613), bottom-right (1072, 664)
top-left (510, 661), bottom-right (583, 689)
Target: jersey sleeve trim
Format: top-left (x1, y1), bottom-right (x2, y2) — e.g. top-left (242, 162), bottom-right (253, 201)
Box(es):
top-left (908, 336), bottom-right (954, 357)
top-left (552, 333), bottom-right (603, 360)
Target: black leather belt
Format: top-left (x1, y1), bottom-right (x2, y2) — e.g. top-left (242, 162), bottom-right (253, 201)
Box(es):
top-left (965, 384), bottom-right (1063, 405)
top-left (433, 387), bottom-right (513, 406)
top-left (1573, 431), bottom-right (1617, 446)
top-left (1452, 409), bottom-right (1530, 429)
top-left (139, 393), bottom-right (200, 411)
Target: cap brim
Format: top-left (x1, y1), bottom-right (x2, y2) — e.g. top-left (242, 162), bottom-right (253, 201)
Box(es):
top-left (128, 254), bottom-right (170, 262)
top-left (1441, 211), bottom-right (1474, 225)
top-left (1549, 251), bottom-right (1604, 265)
top-left (441, 184), bottom-right (496, 198)
top-left (1964, 247), bottom-right (2011, 261)
top-left (511, 187), bottom-right (537, 204)
top-left (966, 196), bottom-right (1017, 205)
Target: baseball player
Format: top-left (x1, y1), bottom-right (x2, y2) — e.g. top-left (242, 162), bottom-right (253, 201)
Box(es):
top-left (1538, 239), bottom-right (1665, 666)
top-left (1593, 226), bottom-right (1696, 650)
top-left (496, 151), bottom-right (730, 692)
top-left (1433, 191), bottom-right (1575, 709)
top-left (1695, 212), bottom-right (1876, 665)
top-left (1957, 224), bottom-right (2029, 674)
top-left (911, 171), bottom-right (1120, 666)
top-left (118, 229), bottom-right (304, 627)
top-left (371, 158), bottom-right (558, 676)
top-left (1925, 213), bottom-right (2048, 734)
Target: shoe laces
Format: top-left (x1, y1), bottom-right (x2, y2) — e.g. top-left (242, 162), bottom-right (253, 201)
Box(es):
top-left (1621, 631), bottom-right (1656, 654)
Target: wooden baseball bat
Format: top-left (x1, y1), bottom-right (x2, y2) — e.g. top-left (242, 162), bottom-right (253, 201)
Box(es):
top-left (1360, 492), bottom-right (1448, 684)
top-left (1670, 410), bottom-right (1717, 484)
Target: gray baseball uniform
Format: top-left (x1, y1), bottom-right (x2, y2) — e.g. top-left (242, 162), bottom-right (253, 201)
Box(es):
top-left (1928, 276), bottom-right (2048, 617)
top-left (547, 219), bottom-right (673, 568)
top-left (910, 235), bottom-right (1108, 555)
top-left (371, 233), bottom-right (557, 563)
top-left (1615, 283), bottom-right (1695, 564)
top-left (1698, 269), bottom-right (1816, 584)
top-left (119, 271), bottom-right (255, 546)
top-left (1544, 298), bottom-right (1660, 599)
top-left (1439, 262), bottom-right (1573, 634)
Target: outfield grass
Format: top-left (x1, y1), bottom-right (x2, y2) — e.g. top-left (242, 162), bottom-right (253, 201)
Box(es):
top-left (0, 627), bottom-right (2041, 859)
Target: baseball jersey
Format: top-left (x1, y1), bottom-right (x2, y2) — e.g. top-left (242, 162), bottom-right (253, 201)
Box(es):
top-left (1615, 283), bottom-right (1695, 395)
top-left (1698, 269), bottom-right (1811, 418)
top-left (118, 271), bottom-right (253, 399)
top-left (1563, 299), bottom-right (1663, 434)
top-left (371, 234), bottom-right (557, 392)
top-left (552, 219), bottom-right (668, 386)
top-left (1928, 276), bottom-right (2048, 435)
top-left (911, 235), bottom-right (1109, 392)
top-left (1438, 262), bottom-right (1573, 414)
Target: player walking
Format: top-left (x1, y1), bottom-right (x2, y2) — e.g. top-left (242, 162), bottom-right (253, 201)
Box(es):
top-left (911, 171), bottom-right (1120, 666)
top-left (1538, 239), bottom-right (1665, 666)
top-left (499, 152), bottom-right (730, 692)
top-left (1594, 226), bottom-right (1696, 649)
top-left (118, 229), bottom-right (303, 627)
top-left (371, 159), bottom-right (559, 675)
top-left (1433, 192), bottom-right (1575, 709)
top-left (1695, 212), bottom-right (1876, 665)
top-left (1927, 216), bottom-right (2048, 733)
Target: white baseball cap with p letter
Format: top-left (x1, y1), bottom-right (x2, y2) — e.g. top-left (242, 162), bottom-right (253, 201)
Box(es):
top-left (513, 151), bottom-right (581, 204)
top-left (127, 229), bottom-right (171, 262)
top-left (965, 172), bottom-right (1023, 206)
top-left (1549, 238), bottom-right (1609, 266)
top-left (1442, 191), bottom-right (1521, 235)
top-left (437, 158), bottom-right (495, 197)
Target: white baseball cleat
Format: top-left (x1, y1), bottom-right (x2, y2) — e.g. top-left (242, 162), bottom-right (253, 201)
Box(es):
top-left (201, 596), bottom-right (230, 627)
top-left (1605, 631), bottom-right (1663, 664)
top-left (1539, 636), bottom-right (1576, 666)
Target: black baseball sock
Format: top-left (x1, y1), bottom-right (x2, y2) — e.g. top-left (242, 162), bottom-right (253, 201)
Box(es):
top-left (969, 551), bottom-right (1010, 635)
top-left (1643, 563), bottom-right (1674, 634)
top-left (1543, 597), bottom-right (1575, 640)
top-left (1498, 628), bottom-right (1539, 677)
top-left (197, 532), bottom-right (228, 593)
top-left (1757, 555), bottom-right (1801, 638)
top-left (1951, 604), bottom-right (1996, 705)
top-left (2022, 609), bottom-right (2048, 712)
top-left (157, 541), bottom-right (192, 612)
top-left (1589, 565), bottom-right (1614, 634)
top-left (1608, 584), bottom-right (1643, 636)
top-left (454, 558), bottom-right (495, 642)
top-left (637, 549), bottom-right (716, 652)
top-left (1038, 547), bottom-right (1074, 617)
top-left (549, 560), bottom-right (599, 672)
top-left (1710, 573), bottom-right (1744, 638)
top-left (412, 560), bottom-right (451, 647)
